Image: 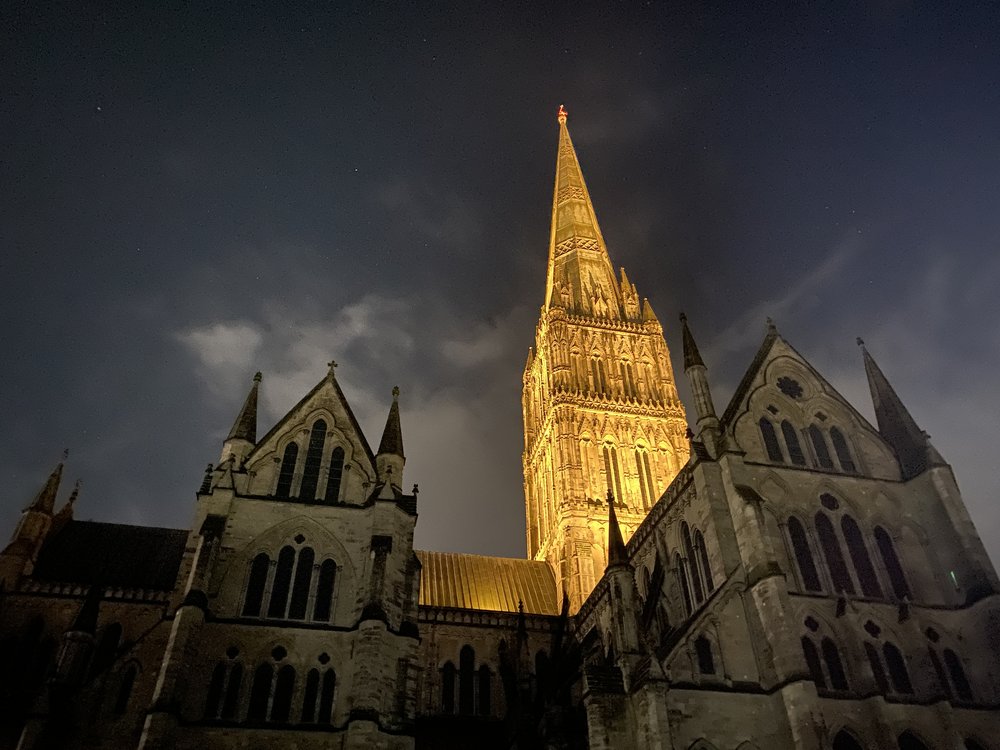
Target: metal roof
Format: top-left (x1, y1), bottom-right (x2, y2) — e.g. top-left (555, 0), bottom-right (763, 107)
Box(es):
top-left (415, 550), bottom-right (559, 615)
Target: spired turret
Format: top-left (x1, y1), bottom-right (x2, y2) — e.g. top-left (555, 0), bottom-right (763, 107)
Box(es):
top-left (376, 386), bottom-right (405, 491)
top-left (219, 371), bottom-right (261, 465)
top-left (0, 458), bottom-right (65, 587)
top-left (680, 313), bottom-right (721, 455)
top-left (523, 107), bottom-right (690, 611)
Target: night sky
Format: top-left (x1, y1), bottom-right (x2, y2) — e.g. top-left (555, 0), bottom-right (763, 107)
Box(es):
top-left (2, 2), bottom-right (998, 564)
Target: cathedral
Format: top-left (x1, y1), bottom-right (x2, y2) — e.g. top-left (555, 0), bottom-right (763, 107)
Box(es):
top-left (1, 108), bottom-right (998, 750)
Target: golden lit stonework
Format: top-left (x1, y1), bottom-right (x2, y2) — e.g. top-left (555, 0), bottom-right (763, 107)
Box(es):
top-left (523, 107), bottom-right (689, 611)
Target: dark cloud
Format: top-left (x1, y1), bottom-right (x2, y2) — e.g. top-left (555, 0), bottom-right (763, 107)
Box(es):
top-left (1, 2), bottom-right (998, 563)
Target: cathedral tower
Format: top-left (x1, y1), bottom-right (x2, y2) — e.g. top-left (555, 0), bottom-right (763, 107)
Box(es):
top-left (523, 107), bottom-right (689, 611)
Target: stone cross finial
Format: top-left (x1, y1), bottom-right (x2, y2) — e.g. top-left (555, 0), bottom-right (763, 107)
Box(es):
top-left (327, 360), bottom-right (338, 378)
top-left (856, 337), bottom-right (865, 347)
top-left (253, 371), bottom-right (262, 383)
top-left (392, 385), bottom-right (400, 400)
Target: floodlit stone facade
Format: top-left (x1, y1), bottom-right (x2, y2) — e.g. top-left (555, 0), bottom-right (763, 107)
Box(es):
top-left (1, 110), bottom-right (998, 750)
top-left (523, 105), bottom-right (690, 612)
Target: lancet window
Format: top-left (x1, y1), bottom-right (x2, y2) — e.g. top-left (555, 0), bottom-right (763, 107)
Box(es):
top-left (302, 668), bottom-right (337, 724)
top-left (842, 515), bottom-right (882, 598)
top-left (675, 552), bottom-right (693, 616)
top-left (299, 420), bottom-right (327, 501)
top-left (787, 516), bottom-right (822, 592)
top-left (635, 447), bottom-right (655, 508)
top-left (602, 444), bottom-right (623, 505)
top-left (781, 420), bottom-right (806, 465)
top-left (275, 443), bottom-right (299, 497)
top-left (815, 512), bottom-right (855, 594)
top-left (695, 635), bottom-right (715, 674)
top-left (874, 526), bottom-right (910, 600)
top-left (759, 418), bottom-right (784, 462)
top-left (325, 447), bottom-right (345, 502)
top-left (203, 647), bottom-right (245, 721)
top-left (682, 523), bottom-right (705, 604)
top-left (830, 427), bottom-right (856, 473)
top-left (694, 530), bottom-right (714, 593)
top-left (809, 424), bottom-right (834, 469)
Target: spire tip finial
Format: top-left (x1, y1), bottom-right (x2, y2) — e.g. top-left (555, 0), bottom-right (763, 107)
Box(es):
top-left (856, 337), bottom-right (865, 348)
top-left (253, 371), bottom-right (262, 383)
top-left (679, 311), bottom-right (687, 323)
top-left (392, 385), bottom-right (400, 401)
top-left (557, 104), bottom-right (568, 123)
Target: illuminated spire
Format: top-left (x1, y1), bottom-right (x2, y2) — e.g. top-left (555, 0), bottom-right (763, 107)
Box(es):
top-left (545, 105), bottom-right (621, 316)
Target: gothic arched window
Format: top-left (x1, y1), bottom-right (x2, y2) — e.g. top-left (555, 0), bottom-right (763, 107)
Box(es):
top-left (441, 662), bottom-right (456, 714)
top-left (788, 517), bottom-right (822, 591)
top-left (822, 638), bottom-right (849, 690)
top-left (267, 546), bottom-right (296, 618)
top-left (222, 663), bottom-right (242, 720)
top-left (675, 553), bottom-right (693, 615)
top-left (275, 442), bottom-right (298, 497)
top-left (325, 446), bottom-right (345, 503)
top-left (288, 546), bottom-right (315, 620)
top-left (319, 668), bottom-right (336, 723)
top-left (635, 448), bottom-right (652, 508)
top-left (759, 418), bottom-right (783, 462)
top-left (866, 642), bottom-right (889, 694)
top-left (802, 637), bottom-right (825, 688)
top-left (695, 635), bottom-right (715, 674)
top-left (478, 665), bottom-right (492, 716)
top-left (944, 649), bottom-right (972, 701)
top-left (242, 553), bottom-right (270, 617)
top-left (830, 427), bottom-right (856, 473)
top-left (682, 523), bottom-right (704, 604)
top-left (205, 662), bottom-right (227, 719)
top-left (459, 645), bottom-right (475, 715)
top-left (883, 643), bottom-right (913, 694)
top-left (114, 663), bottom-right (138, 714)
top-left (603, 444), bottom-right (623, 505)
top-left (620, 361), bottom-right (636, 398)
top-left (313, 559), bottom-right (337, 622)
top-left (299, 420), bottom-right (327, 501)
top-left (874, 527), bottom-right (910, 600)
top-left (781, 421), bottom-right (806, 465)
top-left (302, 669), bottom-right (320, 723)
top-left (271, 665), bottom-right (295, 722)
top-left (815, 512), bottom-right (855, 594)
top-left (809, 425), bottom-right (834, 469)
top-left (247, 663), bottom-right (273, 722)
top-left (842, 515), bottom-right (883, 598)
top-left (694, 530), bottom-right (714, 592)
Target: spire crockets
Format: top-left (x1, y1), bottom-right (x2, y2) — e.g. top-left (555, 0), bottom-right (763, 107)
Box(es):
top-left (859, 339), bottom-right (937, 479)
top-left (546, 105), bottom-right (621, 317)
top-left (221, 372), bottom-right (261, 464)
top-left (377, 386), bottom-right (405, 487)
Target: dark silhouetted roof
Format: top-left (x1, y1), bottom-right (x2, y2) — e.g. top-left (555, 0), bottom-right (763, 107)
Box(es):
top-left (32, 520), bottom-right (187, 590)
